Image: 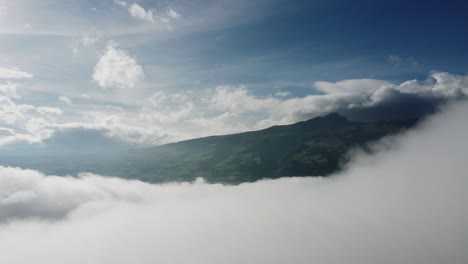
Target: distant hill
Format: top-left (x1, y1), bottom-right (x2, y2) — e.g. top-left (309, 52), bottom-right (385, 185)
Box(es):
top-left (0, 113), bottom-right (416, 184)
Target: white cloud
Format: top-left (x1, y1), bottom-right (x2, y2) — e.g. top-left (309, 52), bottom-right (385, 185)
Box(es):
top-left (0, 82), bottom-right (62, 147)
top-left (59, 96), bottom-right (72, 105)
top-left (2, 72), bottom-right (466, 147)
top-left (0, 82), bottom-right (20, 99)
top-left (23, 24), bottom-right (32, 30)
top-left (53, 72), bottom-right (466, 146)
top-left (81, 33), bottom-right (99, 46)
top-left (0, 67), bottom-right (33, 79)
top-left (92, 41), bottom-right (144, 89)
top-left (0, 101), bottom-right (467, 263)
top-left (314, 79), bottom-right (393, 94)
top-left (69, 33), bottom-right (100, 54)
top-left (275, 91), bottom-right (290, 97)
top-left (114, 1), bottom-right (180, 26)
top-left (167, 8), bottom-right (181, 19)
top-left (128, 3), bottom-right (155, 23)
top-left (113, 0), bottom-right (127, 8)
top-left (0, 94), bottom-right (62, 146)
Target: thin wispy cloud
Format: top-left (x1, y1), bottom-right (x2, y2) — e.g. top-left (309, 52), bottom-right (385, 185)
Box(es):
top-left (113, 1), bottom-right (181, 25)
top-left (81, 33), bottom-right (99, 46)
top-left (0, 67), bottom-right (33, 79)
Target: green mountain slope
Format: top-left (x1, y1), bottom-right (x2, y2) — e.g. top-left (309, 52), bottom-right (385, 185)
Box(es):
top-left (104, 113), bottom-right (415, 183)
top-left (0, 114), bottom-right (416, 184)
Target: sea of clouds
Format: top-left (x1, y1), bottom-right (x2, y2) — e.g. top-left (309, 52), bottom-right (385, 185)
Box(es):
top-left (0, 101), bottom-right (467, 264)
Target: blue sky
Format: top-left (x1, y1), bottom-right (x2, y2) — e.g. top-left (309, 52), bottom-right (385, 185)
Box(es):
top-left (0, 0), bottom-right (467, 149)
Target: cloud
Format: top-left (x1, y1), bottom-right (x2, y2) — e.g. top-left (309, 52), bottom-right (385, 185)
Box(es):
top-left (167, 8), bottom-right (181, 19)
top-left (0, 67), bottom-right (33, 79)
top-left (0, 82), bottom-right (20, 99)
top-left (92, 41), bottom-right (144, 89)
top-left (388, 55), bottom-right (419, 67)
top-left (208, 72), bottom-right (467, 127)
top-left (2, 72), bottom-right (466, 148)
top-left (113, 0), bottom-right (127, 8)
top-left (0, 101), bottom-right (467, 263)
top-left (113, 1), bottom-right (181, 26)
top-left (81, 33), bottom-right (99, 46)
top-left (69, 33), bottom-right (100, 54)
top-left (47, 72), bottom-right (467, 146)
top-left (0, 90), bottom-right (63, 146)
top-left (128, 3), bottom-right (155, 23)
top-left (275, 91), bottom-right (290, 97)
top-left (314, 79), bottom-right (393, 94)
top-left (59, 96), bottom-right (72, 105)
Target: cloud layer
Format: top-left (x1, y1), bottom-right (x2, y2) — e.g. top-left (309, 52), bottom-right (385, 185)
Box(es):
top-left (0, 101), bottom-right (467, 263)
top-left (83, 71), bottom-right (467, 145)
top-left (0, 71), bottom-right (466, 147)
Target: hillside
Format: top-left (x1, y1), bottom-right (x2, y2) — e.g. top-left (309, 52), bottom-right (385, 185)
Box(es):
top-left (0, 113), bottom-right (416, 184)
top-left (1, 114), bottom-right (414, 184)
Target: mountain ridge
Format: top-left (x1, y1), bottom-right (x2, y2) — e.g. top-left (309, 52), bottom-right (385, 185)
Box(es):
top-left (0, 113), bottom-right (417, 184)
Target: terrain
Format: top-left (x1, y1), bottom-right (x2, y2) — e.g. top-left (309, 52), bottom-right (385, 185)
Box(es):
top-left (0, 113), bottom-right (416, 184)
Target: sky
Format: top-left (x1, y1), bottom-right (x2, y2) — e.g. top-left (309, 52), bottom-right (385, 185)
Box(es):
top-left (0, 0), bottom-right (467, 150)
top-left (1, 2), bottom-right (468, 262)
top-left (0, 101), bottom-right (467, 263)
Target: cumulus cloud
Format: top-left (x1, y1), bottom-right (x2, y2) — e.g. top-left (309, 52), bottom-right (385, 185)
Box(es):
top-left (167, 8), bottom-right (181, 19)
top-left (0, 67), bottom-right (33, 79)
top-left (39, 72), bottom-right (466, 146)
top-left (92, 41), bottom-right (144, 89)
top-left (0, 82), bottom-right (20, 99)
top-left (128, 3), bottom-right (155, 23)
top-left (0, 101), bottom-right (467, 263)
top-left (0, 90), bottom-right (62, 146)
top-left (2, 72), bottom-right (466, 148)
top-left (59, 96), bottom-right (72, 105)
top-left (208, 72), bottom-right (468, 127)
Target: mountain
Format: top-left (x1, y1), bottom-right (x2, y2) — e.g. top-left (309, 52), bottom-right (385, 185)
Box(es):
top-left (0, 113), bottom-right (416, 184)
